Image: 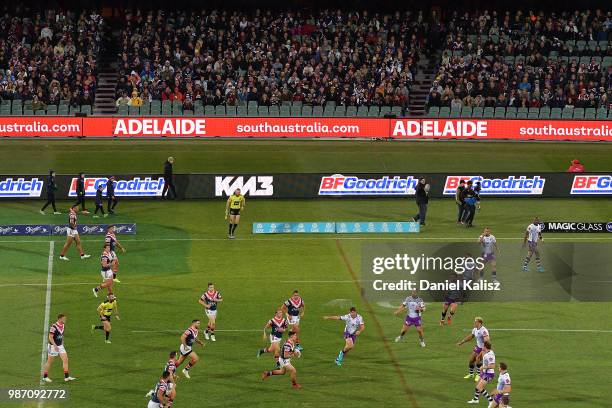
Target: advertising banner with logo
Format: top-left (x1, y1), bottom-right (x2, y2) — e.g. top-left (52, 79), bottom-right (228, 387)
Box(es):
top-left (1, 173), bottom-right (610, 200)
top-left (541, 222), bottom-right (612, 233)
top-left (1, 116), bottom-right (611, 141)
top-left (0, 223), bottom-right (136, 236)
top-left (251, 222), bottom-right (420, 234)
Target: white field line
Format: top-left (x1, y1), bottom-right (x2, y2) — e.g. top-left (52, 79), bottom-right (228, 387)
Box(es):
top-left (130, 329), bottom-right (261, 333)
top-left (462, 328), bottom-right (612, 333)
top-left (0, 282), bottom-right (130, 288)
top-left (0, 236), bottom-right (612, 244)
top-left (38, 241), bottom-right (54, 407)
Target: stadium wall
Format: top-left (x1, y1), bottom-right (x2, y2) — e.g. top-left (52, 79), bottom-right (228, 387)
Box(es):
top-left (1, 174), bottom-right (610, 199)
top-left (0, 116), bottom-right (611, 141)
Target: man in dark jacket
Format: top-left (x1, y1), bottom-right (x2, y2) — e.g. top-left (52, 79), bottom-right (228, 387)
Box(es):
top-left (106, 176), bottom-right (118, 214)
top-left (74, 172), bottom-right (89, 213)
top-left (93, 184), bottom-right (106, 218)
top-left (40, 169), bottom-right (60, 215)
top-left (454, 179), bottom-right (466, 224)
top-left (460, 182), bottom-right (478, 227)
top-left (162, 157), bottom-right (177, 199)
top-left (412, 178), bottom-right (430, 226)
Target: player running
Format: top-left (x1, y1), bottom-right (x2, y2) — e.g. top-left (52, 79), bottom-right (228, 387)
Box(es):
top-left (489, 362), bottom-right (511, 408)
top-left (225, 188), bottom-right (245, 239)
top-left (523, 217), bottom-right (544, 272)
top-left (441, 274), bottom-right (463, 326)
top-left (457, 316), bottom-right (490, 380)
top-left (323, 307), bottom-right (365, 366)
top-left (198, 283), bottom-right (223, 341)
top-left (175, 320), bottom-right (204, 379)
top-left (478, 227), bottom-right (499, 281)
top-left (105, 225), bottom-right (126, 283)
top-left (92, 294), bottom-right (120, 343)
top-left (42, 314), bottom-right (76, 383)
top-left (58, 204), bottom-right (90, 261)
top-left (146, 351), bottom-right (179, 405)
top-left (282, 290), bottom-right (305, 334)
top-left (93, 243), bottom-right (114, 297)
top-left (394, 290), bottom-right (426, 347)
top-left (261, 331), bottom-right (301, 389)
top-left (147, 370), bottom-right (172, 408)
top-left (257, 309), bottom-right (289, 361)
top-left (468, 341), bottom-right (496, 404)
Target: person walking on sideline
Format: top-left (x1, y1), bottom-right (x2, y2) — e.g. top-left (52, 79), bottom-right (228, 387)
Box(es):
top-left (413, 178), bottom-right (430, 226)
top-left (162, 157), bottom-right (177, 199)
top-left (41, 169), bottom-right (61, 215)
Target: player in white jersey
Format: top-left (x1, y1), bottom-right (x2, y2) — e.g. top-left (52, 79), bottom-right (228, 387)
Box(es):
top-left (393, 290), bottom-right (426, 347)
top-left (478, 227), bottom-right (499, 281)
top-left (523, 216), bottom-right (544, 272)
top-left (324, 307), bottom-right (365, 366)
top-left (457, 316), bottom-right (490, 380)
top-left (489, 362), bottom-right (511, 408)
top-left (468, 341), bottom-right (496, 404)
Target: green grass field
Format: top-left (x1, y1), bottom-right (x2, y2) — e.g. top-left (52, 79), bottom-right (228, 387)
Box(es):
top-left (0, 140), bottom-right (611, 408)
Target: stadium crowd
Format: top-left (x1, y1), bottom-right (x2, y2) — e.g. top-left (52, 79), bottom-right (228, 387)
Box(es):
top-left (0, 8), bottom-right (104, 107)
top-left (114, 9), bottom-right (434, 109)
top-left (427, 10), bottom-right (612, 111)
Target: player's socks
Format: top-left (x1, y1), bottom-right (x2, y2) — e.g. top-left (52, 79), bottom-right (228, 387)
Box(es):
top-left (64, 371), bottom-right (70, 379)
top-left (228, 224), bottom-right (233, 235)
top-left (337, 350), bottom-right (344, 361)
top-left (468, 363), bottom-right (475, 375)
top-left (481, 390), bottom-right (493, 402)
top-left (473, 388), bottom-right (481, 400)
top-left (492, 270), bottom-right (497, 280)
top-left (105, 331), bottom-right (110, 341)
top-left (185, 363), bottom-right (192, 371)
top-left (43, 371), bottom-right (49, 378)
top-left (232, 224), bottom-right (238, 234)
top-left (441, 311), bottom-right (447, 320)
top-left (94, 325), bottom-right (103, 330)
top-left (257, 348), bottom-right (267, 357)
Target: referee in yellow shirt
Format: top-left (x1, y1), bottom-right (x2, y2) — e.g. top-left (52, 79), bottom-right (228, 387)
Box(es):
top-left (225, 188), bottom-right (245, 239)
top-left (92, 294), bottom-right (120, 343)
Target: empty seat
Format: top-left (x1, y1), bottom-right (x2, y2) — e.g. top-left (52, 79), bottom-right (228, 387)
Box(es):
top-left (46, 105), bottom-right (58, 115)
top-left (562, 109), bottom-right (574, 119)
top-left (194, 105), bottom-right (204, 116)
top-left (438, 107), bottom-right (450, 118)
top-left (345, 106), bottom-right (357, 117)
top-left (301, 106), bottom-right (313, 117)
top-left (183, 110), bottom-right (194, 116)
top-left (368, 106), bottom-right (380, 117)
top-left (573, 108), bottom-right (585, 119)
top-left (258, 106), bottom-right (269, 116)
top-left (391, 106), bottom-right (403, 117)
top-left (205, 105), bottom-right (216, 116)
top-left (356, 106), bottom-right (368, 116)
top-left (379, 106), bottom-right (391, 117)
top-left (279, 106), bottom-right (291, 117)
top-left (460, 107), bottom-right (473, 117)
top-left (450, 108), bottom-right (461, 118)
top-left (247, 107), bottom-right (258, 116)
top-left (269, 105), bottom-right (280, 116)
top-left (596, 109), bottom-right (607, 120)
top-left (237, 106), bottom-right (248, 117)
top-left (334, 106), bottom-right (346, 117)
top-left (550, 108), bottom-right (562, 119)
top-left (291, 106), bottom-right (302, 117)
top-left (226, 106), bottom-right (237, 116)
top-left (471, 107), bottom-right (483, 117)
top-left (312, 106), bottom-right (323, 117)
top-left (482, 107), bottom-right (494, 118)
top-left (215, 105), bottom-right (226, 116)
top-left (528, 112), bottom-right (539, 119)
top-left (427, 106), bottom-right (440, 118)
top-left (494, 107), bottom-right (506, 118)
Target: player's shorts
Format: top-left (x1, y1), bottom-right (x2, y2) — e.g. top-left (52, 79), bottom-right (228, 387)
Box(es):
top-left (444, 296), bottom-right (459, 305)
top-left (473, 346), bottom-right (483, 354)
top-left (66, 228), bottom-right (78, 237)
top-left (100, 315), bottom-right (111, 322)
top-left (528, 241), bottom-right (538, 251)
top-left (269, 334), bottom-right (282, 344)
top-left (166, 382), bottom-right (175, 396)
top-left (480, 372), bottom-right (495, 383)
top-left (343, 331), bottom-right (357, 343)
top-left (147, 401), bottom-right (161, 408)
top-left (101, 269), bottom-right (113, 280)
top-left (493, 393), bottom-right (509, 404)
top-left (482, 253), bottom-right (495, 263)
top-left (229, 208), bottom-right (240, 216)
top-left (278, 357), bottom-right (292, 368)
top-left (287, 315), bottom-right (300, 325)
top-left (47, 344), bottom-right (66, 357)
top-left (205, 309), bottom-right (217, 318)
top-left (405, 316), bottom-right (422, 327)
top-left (179, 344), bottom-right (192, 356)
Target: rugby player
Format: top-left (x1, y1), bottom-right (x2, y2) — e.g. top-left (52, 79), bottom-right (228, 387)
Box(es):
top-left (468, 341), bottom-right (496, 404)
top-left (93, 243), bottom-right (114, 297)
top-left (282, 290), bottom-right (305, 334)
top-left (147, 370), bottom-right (171, 408)
top-left (42, 314), bottom-right (76, 383)
top-left (146, 351), bottom-right (179, 406)
top-left (394, 289), bottom-right (426, 347)
top-left (323, 307), bottom-right (365, 366)
top-left (489, 362), bottom-right (511, 408)
top-left (478, 227), bottom-right (499, 281)
top-left (457, 317), bottom-right (490, 380)
top-left (198, 283), bottom-right (223, 341)
top-left (523, 217), bottom-right (545, 272)
top-left (105, 225), bottom-right (126, 283)
top-left (174, 320), bottom-right (204, 379)
top-left (92, 294), bottom-right (120, 343)
top-left (257, 309), bottom-right (288, 361)
top-left (441, 274), bottom-right (462, 326)
top-left (225, 188), bottom-right (245, 239)
top-left (261, 331), bottom-right (301, 389)
top-left (58, 204), bottom-right (90, 261)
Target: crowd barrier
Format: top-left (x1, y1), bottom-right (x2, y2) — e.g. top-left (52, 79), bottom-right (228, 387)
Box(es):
top-left (1, 173), bottom-right (610, 199)
top-left (0, 116), bottom-right (611, 141)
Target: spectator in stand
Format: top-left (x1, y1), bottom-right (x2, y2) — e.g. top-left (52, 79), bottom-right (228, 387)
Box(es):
top-left (129, 91), bottom-right (143, 107)
top-left (116, 91), bottom-right (131, 107)
top-left (567, 159), bottom-right (585, 172)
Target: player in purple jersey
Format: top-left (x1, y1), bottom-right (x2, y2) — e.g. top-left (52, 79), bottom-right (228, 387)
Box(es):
top-left (394, 290), bottom-right (426, 347)
top-left (468, 341), bottom-right (496, 404)
top-left (489, 362), bottom-right (512, 408)
top-left (457, 317), bottom-right (490, 380)
top-left (478, 227), bottom-right (499, 281)
top-left (440, 274), bottom-right (462, 326)
top-left (523, 216), bottom-right (544, 272)
top-left (324, 307), bottom-right (365, 366)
